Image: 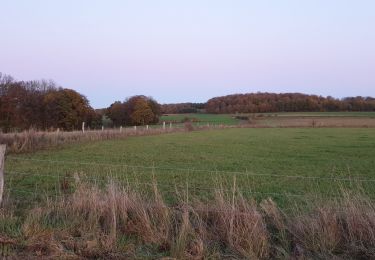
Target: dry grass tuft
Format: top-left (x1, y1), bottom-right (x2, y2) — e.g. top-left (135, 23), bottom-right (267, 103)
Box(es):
top-left (2, 179), bottom-right (375, 258)
top-left (289, 193), bottom-right (375, 259)
top-left (200, 188), bottom-right (270, 259)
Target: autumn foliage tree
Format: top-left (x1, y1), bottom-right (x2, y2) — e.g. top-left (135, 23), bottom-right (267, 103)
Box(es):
top-left (205, 93), bottom-right (375, 114)
top-left (43, 88), bottom-right (99, 130)
top-left (0, 73), bottom-right (100, 132)
top-left (106, 95), bottom-right (161, 126)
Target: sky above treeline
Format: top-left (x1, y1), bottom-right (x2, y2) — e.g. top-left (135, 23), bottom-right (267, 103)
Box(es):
top-left (1, 0), bottom-right (374, 108)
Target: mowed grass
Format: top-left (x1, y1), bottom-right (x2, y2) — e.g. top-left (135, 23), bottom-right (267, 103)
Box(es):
top-left (160, 113), bottom-right (240, 125)
top-left (159, 112), bottom-right (375, 127)
top-left (5, 128), bottom-right (375, 206)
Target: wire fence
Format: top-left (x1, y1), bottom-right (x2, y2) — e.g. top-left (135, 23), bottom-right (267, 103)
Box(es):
top-left (4, 156), bottom-right (375, 207)
top-left (7, 156), bottom-right (375, 182)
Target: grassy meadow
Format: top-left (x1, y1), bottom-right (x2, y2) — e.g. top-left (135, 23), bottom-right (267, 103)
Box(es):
top-left (6, 127), bottom-right (375, 206)
top-left (159, 112), bottom-right (375, 128)
top-left (3, 123), bottom-right (375, 258)
top-left (160, 113), bottom-right (240, 125)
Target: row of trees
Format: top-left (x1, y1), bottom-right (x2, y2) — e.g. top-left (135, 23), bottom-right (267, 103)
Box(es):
top-left (0, 73), bottom-right (100, 132)
top-left (161, 103), bottom-right (205, 114)
top-left (206, 93), bottom-right (375, 114)
top-left (2, 72), bottom-right (375, 132)
top-left (0, 73), bottom-right (163, 132)
top-left (106, 96), bottom-right (161, 127)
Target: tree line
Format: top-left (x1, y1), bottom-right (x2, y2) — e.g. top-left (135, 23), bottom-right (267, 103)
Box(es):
top-left (2, 72), bottom-right (375, 132)
top-left (106, 96), bottom-right (161, 127)
top-left (161, 103), bottom-right (205, 114)
top-left (205, 93), bottom-right (375, 114)
top-left (0, 73), bottom-right (101, 132)
top-left (0, 73), bottom-right (162, 132)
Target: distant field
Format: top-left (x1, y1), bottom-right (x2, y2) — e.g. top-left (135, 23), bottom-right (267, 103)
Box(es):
top-left (160, 112), bottom-right (375, 128)
top-left (160, 113), bottom-right (240, 125)
top-left (6, 128), bottom-right (375, 207)
top-left (160, 112), bottom-right (375, 127)
top-left (256, 116), bottom-right (375, 128)
top-left (253, 111), bottom-right (375, 117)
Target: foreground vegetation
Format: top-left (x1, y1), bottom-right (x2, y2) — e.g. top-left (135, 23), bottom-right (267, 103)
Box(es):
top-left (1, 179), bottom-right (375, 259)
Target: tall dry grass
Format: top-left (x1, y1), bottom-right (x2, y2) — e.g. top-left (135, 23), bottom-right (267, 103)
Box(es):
top-left (0, 124), bottom-right (233, 154)
top-left (0, 127), bottom-right (187, 154)
top-left (2, 179), bottom-right (375, 259)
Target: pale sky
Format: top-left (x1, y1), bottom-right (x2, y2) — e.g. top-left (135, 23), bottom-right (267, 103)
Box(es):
top-left (1, 0), bottom-right (374, 108)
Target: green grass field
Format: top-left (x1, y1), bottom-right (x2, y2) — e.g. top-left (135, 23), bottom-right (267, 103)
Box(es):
top-left (6, 128), bottom-right (375, 207)
top-left (160, 113), bottom-right (240, 125)
top-left (159, 112), bottom-right (375, 127)
top-left (162, 112), bottom-right (375, 121)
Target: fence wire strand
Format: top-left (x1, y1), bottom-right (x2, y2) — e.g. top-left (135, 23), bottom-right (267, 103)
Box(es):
top-left (6, 156), bottom-right (375, 182)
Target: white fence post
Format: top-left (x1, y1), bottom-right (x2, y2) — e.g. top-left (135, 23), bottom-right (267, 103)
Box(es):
top-left (102, 126), bottom-right (104, 131)
top-left (120, 126), bottom-right (123, 133)
top-left (169, 122), bottom-right (172, 129)
top-left (0, 145), bottom-right (6, 206)
top-left (134, 125), bottom-right (137, 132)
top-left (82, 122), bottom-right (85, 133)
top-left (163, 121), bottom-right (166, 130)
top-left (146, 125), bottom-right (149, 130)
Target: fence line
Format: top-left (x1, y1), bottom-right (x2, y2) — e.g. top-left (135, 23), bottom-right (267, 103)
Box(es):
top-left (7, 157), bottom-right (375, 182)
top-left (4, 170), bottom-right (365, 201)
top-left (4, 170), bottom-right (307, 197)
top-left (0, 145), bottom-right (5, 205)
top-left (4, 188), bottom-right (296, 215)
top-left (5, 188), bottom-right (366, 216)
top-left (6, 186), bottom-right (310, 199)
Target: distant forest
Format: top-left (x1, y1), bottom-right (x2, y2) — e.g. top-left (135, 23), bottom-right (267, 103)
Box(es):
top-left (1, 72), bottom-right (375, 132)
top-left (205, 93), bottom-right (375, 114)
top-left (161, 103), bottom-right (205, 114)
top-left (161, 93), bottom-right (375, 114)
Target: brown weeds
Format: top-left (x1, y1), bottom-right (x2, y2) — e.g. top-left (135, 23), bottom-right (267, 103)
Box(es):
top-left (1, 180), bottom-right (375, 259)
top-left (0, 127), bottom-right (187, 153)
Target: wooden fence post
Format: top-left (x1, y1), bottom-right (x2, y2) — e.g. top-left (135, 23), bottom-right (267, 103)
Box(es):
top-left (82, 122), bottom-right (85, 133)
top-left (0, 145), bottom-right (6, 206)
